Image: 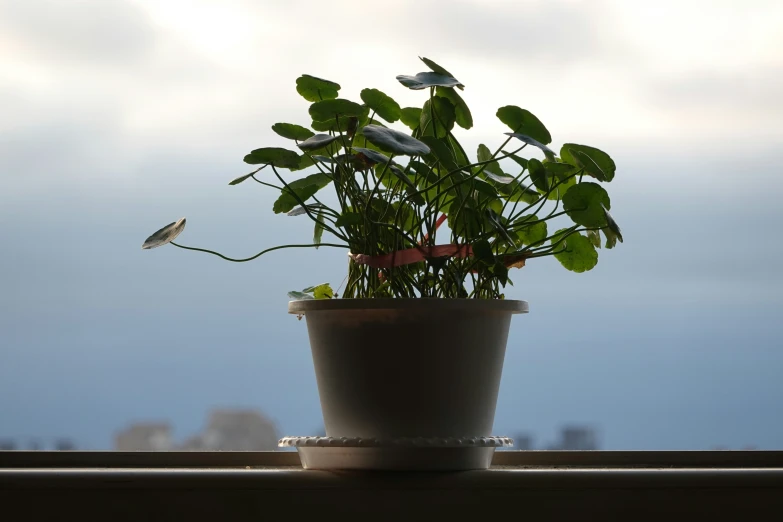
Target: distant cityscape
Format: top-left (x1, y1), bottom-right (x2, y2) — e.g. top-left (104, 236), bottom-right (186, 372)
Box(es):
top-left (0, 408), bottom-right (758, 451)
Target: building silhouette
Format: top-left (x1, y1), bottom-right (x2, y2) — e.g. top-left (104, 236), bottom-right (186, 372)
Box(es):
top-left (547, 426), bottom-right (599, 450)
top-left (114, 409), bottom-right (278, 451)
top-left (115, 423), bottom-right (173, 451)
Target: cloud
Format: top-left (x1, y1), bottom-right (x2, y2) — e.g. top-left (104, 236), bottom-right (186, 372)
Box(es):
top-left (645, 66), bottom-right (783, 130)
top-left (0, 0), bottom-right (157, 67)
top-left (411, 0), bottom-right (630, 66)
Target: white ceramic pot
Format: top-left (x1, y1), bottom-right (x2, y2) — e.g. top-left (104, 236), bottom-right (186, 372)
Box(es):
top-left (289, 299), bottom-right (528, 439)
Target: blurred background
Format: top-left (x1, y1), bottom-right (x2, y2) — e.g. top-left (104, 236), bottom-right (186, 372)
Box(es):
top-left (1, 0), bottom-right (781, 451)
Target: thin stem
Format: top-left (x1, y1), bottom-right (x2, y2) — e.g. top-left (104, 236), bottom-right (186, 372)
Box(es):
top-left (170, 242), bottom-right (349, 263)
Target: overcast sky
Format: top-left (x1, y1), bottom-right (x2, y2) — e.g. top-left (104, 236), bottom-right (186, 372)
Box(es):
top-left (1, 0), bottom-right (782, 450)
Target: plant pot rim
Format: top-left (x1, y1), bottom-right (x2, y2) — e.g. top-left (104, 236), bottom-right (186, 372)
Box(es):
top-left (288, 298), bottom-right (529, 315)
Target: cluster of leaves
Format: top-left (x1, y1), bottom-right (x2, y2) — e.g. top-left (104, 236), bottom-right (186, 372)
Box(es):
top-left (143, 57), bottom-right (623, 300)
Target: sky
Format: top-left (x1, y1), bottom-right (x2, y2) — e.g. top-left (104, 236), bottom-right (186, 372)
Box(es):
top-left (1, 0), bottom-right (782, 450)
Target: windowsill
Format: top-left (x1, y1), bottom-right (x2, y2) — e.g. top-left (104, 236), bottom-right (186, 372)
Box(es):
top-left (2, 451), bottom-right (783, 520)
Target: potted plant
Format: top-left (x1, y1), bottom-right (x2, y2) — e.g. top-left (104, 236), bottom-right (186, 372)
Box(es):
top-left (142, 57), bottom-right (623, 469)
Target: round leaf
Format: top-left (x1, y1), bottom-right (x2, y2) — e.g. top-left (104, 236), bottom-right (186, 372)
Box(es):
top-left (311, 118), bottom-right (352, 133)
top-left (142, 218), bottom-right (186, 249)
top-left (360, 125), bottom-right (430, 156)
top-left (396, 72), bottom-right (464, 90)
top-left (288, 290), bottom-right (314, 300)
top-left (552, 229), bottom-right (598, 272)
top-left (352, 147), bottom-right (391, 165)
top-left (273, 173), bottom-right (332, 214)
top-left (602, 203), bottom-right (623, 243)
top-left (505, 133), bottom-right (555, 160)
top-left (560, 144), bottom-right (616, 182)
top-left (399, 107), bottom-right (422, 130)
top-left (304, 283), bottom-right (334, 299)
top-left (543, 161), bottom-right (577, 200)
top-left (308, 98), bottom-right (365, 122)
top-left (420, 56), bottom-right (464, 90)
top-left (289, 154), bottom-right (316, 172)
top-left (229, 167), bottom-right (262, 186)
top-left (297, 133), bottom-right (340, 151)
top-left (335, 212), bottom-right (362, 227)
top-left (477, 144), bottom-right (506, 179)
top-left (436, 87), bottom-right (472, 129)
top-left (419, 136), bottom-right (458, 172)
top-left (272, 123), bottom-right (314, 141)
top-left (527, 158), bottom-right (551, 193)
top-left (243, 147), bottom-right (301, 168)
top-left (420, 96), bottom-right (455, 138)
top-left (562, 182), bottom-right (611, 227)
top-left (514, 215), bottom-right (547, 246)
top-left (360, 88), bottom-right (401, 123)
top-left (586, 229), bottom-right (602, 249)
top-left (496, 106), bottom-right (552, 145)
top-left (497, 180), bottom-right (539, 203)
top-left (295, 74), bottom-right (340, 102)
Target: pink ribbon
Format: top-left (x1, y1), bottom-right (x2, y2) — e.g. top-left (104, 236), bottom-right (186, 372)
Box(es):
top-left (349, 244), bottom-right (473, 269)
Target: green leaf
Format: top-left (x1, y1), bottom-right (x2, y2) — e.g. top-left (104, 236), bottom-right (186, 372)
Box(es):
top-left (271, 123), bottom-right (314, 141)
top-left (311, 118), bottom-right (350, 133)
top-left (602, 203), bottom-right (623, 243)
top-left (420, 96), bottom-right (456, 138)
top-left (472, 239), bottom-right (494, 264)
top-left (360, 88), bottom-right (401, 123)
top-left (419, 56), bottom-right (464, 90)
top-left (335, 212), bottom-right (362, 227)
top-left (287, 290), bottom-right (314, 300)
top-left (514, 215), bottom-right (547, 246)
top-left (586, 229), bottom-right (602, 249)
top-left (552, 229), bottom-right (598, 272)
top-left (244, 147), bottom-right (301, 168)
top-left (313, 209), bottom-right (325, 247)
top-left (496, 106), bottom-right (551, 145)
top-left (297, 133), bottom-right (340, 151)
top-left (447, 134), bottom-right (470, 166)
top-left (505, 152), bottom-right (528, 171)
top-left (505, 133), bottom-right (555, 160)
top-left (527, 158), bottom-right (551, 193)
top-left (289, 154), bottom-right (316, 172)
top-left (498, 180), bottom-right (539, 203)
top-left (229, 168), bottom-right (262, 185)
top-left (448, 207), bottom-right (483, 239)
top-left (302, 283), bottom-right (334, 299)
top-left (296, 74), bottom-right (340, 102)
top-left (420, 136), bottom-right (459, 172)
top-left (360, 125), bottom-right (430, 156)
top-left (352, 147), bottom-right (391, 165)
top-left (397, 72), bottom-right (464, 90)
top-left (273, 184), bottom-right (320, 214)
top-left (389, 165), bottom-right (426, 206)
top-left (436, 87), bottom-right (472, 129)
top-left (287, 206), bottom-right (308, 216)
top-left (486, 209), bottom-right (515, 247)
top-left (309, 98), bottom-right (365, 122)
top-left (399, 107), bottom-right (422, 130)
top-left (471, 178), bottom-right (499, 199)
top-left (477, 144), bottom-right (506, 179)
top-left (483, 171), bottom-right (516, 184)
top-left (141, 218), bottom-right (186, 250)
top-left (562, 182), bottom-right (611, 227)
top-left (491, 262), bottom-right (509, 286)
top-left (272, 173), bottom-right (332, 214)
top-left (543, 161), bottom-right (578, 199)
top-left (560, 144), bottom-right (616, 182)
top-left (602, 226), bottom-right (620, 249)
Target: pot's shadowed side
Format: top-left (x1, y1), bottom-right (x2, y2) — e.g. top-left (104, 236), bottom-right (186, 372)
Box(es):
top-left (289, 299), bottom-right (528, 439)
